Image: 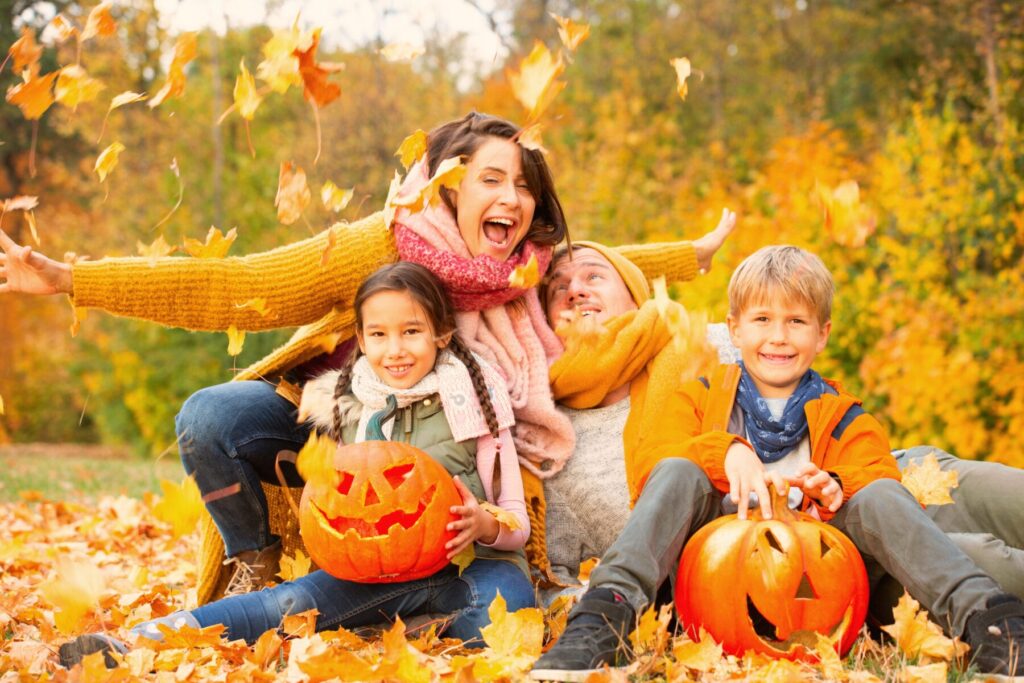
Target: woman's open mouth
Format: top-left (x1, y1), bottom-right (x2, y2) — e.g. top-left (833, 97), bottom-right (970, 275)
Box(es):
top-left (483, 217), bottom-right (516, 247)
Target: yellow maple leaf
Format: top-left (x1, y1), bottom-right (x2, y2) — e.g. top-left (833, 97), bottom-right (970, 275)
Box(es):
top-left (94, 141), bottom-right (125, 182)
top-left (507, 41), bottom-right (566, 122)
top-left (183, 226), bottom-right (237, 259)
top-left (137, 235), bottom-right (176, 262)
top-left (578, 556), bottom-right (599, 583)
top-left (395, 129), bottom-right (428, 170)
top-left (226, 325), bottom-right (245, 356)
top-left (508, 254), bottom-right (540, 289)
top-left (235, 298), bottom-right (270, 317)
top-left (275, 162), bottom-right (311, 225)
top-left (256, 21), bottom-right (315, 94)
top-left (152, 622), bottom-right (226, 650)
top-left (451, 544), bottom-right (475, 576)
top-left (81, 1), bottom-right (117, 42)
top-left (149, 32), bottom-right (197, 108)
top-left (320, 180), bottom-right (353, 213)
top-left (882, 592), bottom-right (966, 663)
top-left (46, 14), bottom-right (77, 43)
top-left (516, 122), bottom-right (547, 153)
top-left (55, 65), bottom-right (104, 109)
top-left (901, 452), bottom-right (958, 506)
top-left (393, 156), bottom-right (466, 213)
top-left (277, 549), bottom-right (312, 581)
top-left (670, 57), bottom-right (695, 100)
top-left (6, 70), bottom-right (58, 120)
top-left (811, 631), bottom-right (845, 680)
top-left (475, 592), bottom-right (545, 678)
top-left (380, 617), bottom-right (433, 682)
top-left (671, 627), bottom-right (723, 673)
top-left (275, 377), bottom-right (303, 407)
top-left (379, 42), bottom-right (424, 62)
top-left (233, 59), bottom-right (261, 121)
top-left (109, 91), bottom-right (147, 110)
top-left (39, 556), bottom-right (106, 633)
top-left (900, 663), bottom-right (948, 683)
top-left (8, 27), bottom-right (42, 76)
top-left (151, 476), bottom-right (203, 537)
top-left (295, 431), bottom-right (339, 488)
top-left (479, 501), bottom-right (524, 531)
top-left (550, 13), bottom-right (590, 53)
top-left (816, 179), bottom-right (877, 248)
top-left (630, 603), bottom-right (672, 656)
top-left (298, 642), bottom-right (378, 681)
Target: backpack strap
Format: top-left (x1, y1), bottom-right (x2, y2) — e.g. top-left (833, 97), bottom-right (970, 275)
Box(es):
top-left (700, 364), bottom-right (742, 434)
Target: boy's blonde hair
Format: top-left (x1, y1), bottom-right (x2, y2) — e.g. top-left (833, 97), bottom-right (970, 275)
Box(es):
top-left (728, 245), bottom-right (834, 324)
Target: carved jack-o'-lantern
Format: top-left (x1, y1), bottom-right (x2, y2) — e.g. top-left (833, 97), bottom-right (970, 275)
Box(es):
top-left (675, 484), bottom-right (868, 660)
top-left (299, 396), bottom-right (461, 583)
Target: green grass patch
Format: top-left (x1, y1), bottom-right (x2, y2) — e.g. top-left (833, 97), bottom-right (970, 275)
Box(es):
top-left (0, 444), bottom-right (185, 502)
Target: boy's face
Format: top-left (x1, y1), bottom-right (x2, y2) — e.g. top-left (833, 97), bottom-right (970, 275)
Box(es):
top-left (544, 248), bottom-right (638, 327)
top-left (727, 294), bottom-right (831, 398)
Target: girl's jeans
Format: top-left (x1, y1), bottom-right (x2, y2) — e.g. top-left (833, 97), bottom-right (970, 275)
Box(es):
top-left (137, 560), bottom-right (534, 648)
top-left (176, 381), bottom-right (310, 556)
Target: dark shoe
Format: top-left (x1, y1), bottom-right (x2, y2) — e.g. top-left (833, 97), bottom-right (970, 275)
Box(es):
top-left (222, 540), bottom-right (283, 597)
top-left (964, 593), bottom-right (1024, 676)
top-left (530, 588), bottom-right (636, 682)
top-left (58, 633), bottom-right (127, 669)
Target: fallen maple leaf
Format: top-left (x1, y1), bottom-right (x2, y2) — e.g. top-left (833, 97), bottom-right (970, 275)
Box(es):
top-left (451, 545), bottom-right (475, 576)
top-left (55, 65), bottom-right (104, 110)
top-left (149, 32), bottom-right (197, 108)
top-left (183, 226), bottom-right (237, 259)
top-left (380, 617), bottom-right (433, 682)
top-left (670, 57), bottom-right (694, 100)
top-left (278, 549), bottom-right (312, 581)
top-left (246, 629), bottom-right (283, 667)
top-left (81, 1), bottom-right (117, 42)
top-left (508, 254), bottom-right (540, 289)
top-left (275, 162), bottom-right (311, 225)
top-left (811, 631), bottom-right (845, 680)
top-left (379, 42), bottom-right (424, 62)
top-left (881, 592), bottom-right (967, 663)
top-left (395, 129), bottom-right (428, 170)
top-left (463, 592), bottom-right (544, 680)
top-left (235, 298), bottom-right (270, 317)
top-left (94, 141), bottom-right (125, 182)
top-left (8, 27), bottom-right (42, 77)
top-left (671, 627), bottom-right (723, 673)
top-left (578, 556), bottom-right (599, 583)
top-left (233, 58), bottom-right (262, 120)
top-left (282, 608), bottom-right (319, 638)
top-left (321, 180), bottom-right (353, 213)
top-left (901, 452), bottom-right (958, 507)
top-left (507, 41), bottom-right (566, 122)
top-left (153, 621), bottom-right (227, 650)
top-left (900, 662), bottom-right (948, 683)
top-left (39, 556), bottom-right (106, 633)
top-left (151, 476), bottom-right (203, 537)
top-left (6, 70), bottom-right (58, 119)
top-left (550, 13), bottom-right (590, 53)
top-left (630, 603), bottom-right (672, 656)
top-left (137, 235), bottom-right (176, 261)
top-left (479, 502), bottom-right (524, 531)
top-left (226, 325), bottom-right (246, 356)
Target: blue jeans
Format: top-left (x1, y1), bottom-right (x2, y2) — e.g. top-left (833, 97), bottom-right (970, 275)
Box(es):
top-left (186, 560), bottom-right (534, 647)
top-left (176, 381), bottom-right (310, 556)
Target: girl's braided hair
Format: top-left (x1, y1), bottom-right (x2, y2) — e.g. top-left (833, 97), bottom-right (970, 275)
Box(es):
top-left (331, 262), bottom-right (501, 440)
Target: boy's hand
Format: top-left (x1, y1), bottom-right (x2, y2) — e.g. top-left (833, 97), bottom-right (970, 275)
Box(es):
top-left (725, 442), bottom-right (785, 520)
top-left (788, 463), bottom-right (843, 513)
top-left (445, 476), bottom-right (499, 559)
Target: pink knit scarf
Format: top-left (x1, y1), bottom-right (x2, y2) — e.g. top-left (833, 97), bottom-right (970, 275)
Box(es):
top-left (392, 160), bottom-right (574, 478)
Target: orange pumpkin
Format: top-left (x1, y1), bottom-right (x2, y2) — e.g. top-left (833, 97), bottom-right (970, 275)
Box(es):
top-left (675, 483), bottom-right (868, 660)
top-left (299, 397), bottom-right (461, 583)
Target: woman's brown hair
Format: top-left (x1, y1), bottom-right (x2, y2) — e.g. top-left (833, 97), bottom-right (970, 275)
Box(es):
top-left (331, 262), bottom-right (500, 440)
top-left (426, 111), bottom-right (568, 248)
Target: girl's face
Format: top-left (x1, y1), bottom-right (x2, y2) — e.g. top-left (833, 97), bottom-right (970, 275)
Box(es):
top-left (356, 290), bottom-right (448, 390)
top-left (449, 137), bottom-right (536, 262)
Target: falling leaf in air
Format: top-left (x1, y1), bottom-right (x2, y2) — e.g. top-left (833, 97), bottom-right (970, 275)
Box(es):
top-left (149, 32), bottom-right (197, 108)
top-left (670, 57), bottom-right (696, 101)
top-left (55, 65), bottom-right (104, 110)
top-left (516, 122), bottom-right (547, 153)
top-left (183, 226), bottom-right (237, 259)
top-left (671, 627), bottom-right (723, 673)
top-left (2, 195), bottom-right (39, 212)
top-left (321, 181), bottom-right (353, 213)
top-left (296, 28), bottom-right (342, 108)
top-left (479, 502), bottom-right (524, 531)
top-left (94, 141), bottom-right (125, 182)
top-left (451, 545), bottom-right (475, 576)
top-left (39, 556), bottom-right (106, 633)
top-left (235, 298), bottom-right (270, 317)
top-left (379, 42), bottom-right (424, 61)
top-left (97, 92), bottom-right (147, 143)
top-left (46, 14), bottom-right (77, 43)
top-left (393, 156), bottom-right (465, 213)
top-left (278, 549), bottom-right (312, 581)
top-left (151, 476), bottom-right (203, 537)
top-left (508, 254), bottom-right (540, 289)
top-left (295, 431), bottom-right (338, 488)
top-left (137, 235), bottom-right (176, 262)
top-left (816, 179), bottom-right (877, 248)
top-left (256, 21), bottom-right (315, 94)
top-left (881, 592), bottom-right (967, 663)
top-left (6, 70), bottom-right (59, 119)
top-left (395, 129), bottom-right (428, 170)
top-left (550, 13), bottom-right (590, 53)
top-left (81, 2), bottom-right (117, 42)
top-left (382, 170), bottom-right (403, 228)
top-left (900, 452), bottom-right (959, 506)
top-left (226, 325), bottom-right (245, 356)
top-left (233, 58), bottom-right (262, 121)
top-left (507, 41), bottom-right (566, 122)
top-left (7, 28), bottom-right (42, 77)
top-left (276, 162), bottom-right (311, 225)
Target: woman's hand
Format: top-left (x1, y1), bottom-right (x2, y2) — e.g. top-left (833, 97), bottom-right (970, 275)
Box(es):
top-left (0, 230), bottom-right (73, 295)
top-left (692, 208), bottom-right (737, 273)
top-left (444, 476), bottom-right (499, 559)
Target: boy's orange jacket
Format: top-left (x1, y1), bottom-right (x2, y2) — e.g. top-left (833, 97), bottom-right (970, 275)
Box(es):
top-left (631, 364), bottom-right (901, 521)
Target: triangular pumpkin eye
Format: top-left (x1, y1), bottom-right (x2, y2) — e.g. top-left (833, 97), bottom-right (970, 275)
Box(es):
top-left (337, 471), bottom-right (355, 495)
top-left (820, 535), bottom-right (832, 558)
top-left (765, 529), bottom-right (784, 553)
top-left (384, 462), bottom-right (415, 489)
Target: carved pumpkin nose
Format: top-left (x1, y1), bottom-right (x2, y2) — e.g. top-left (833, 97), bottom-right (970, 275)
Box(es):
top-left (365, 483), bottom-right (379, 505)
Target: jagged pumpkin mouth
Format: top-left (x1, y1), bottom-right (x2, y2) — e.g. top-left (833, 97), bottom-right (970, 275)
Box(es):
top-left (747, 596), bottom-right (854, 653)
top-left (313, 484), bottom-right (437, 539)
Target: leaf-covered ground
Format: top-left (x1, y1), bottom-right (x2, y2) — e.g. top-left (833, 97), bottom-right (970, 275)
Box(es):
top-left (0, 484), bottom-right (997, 682)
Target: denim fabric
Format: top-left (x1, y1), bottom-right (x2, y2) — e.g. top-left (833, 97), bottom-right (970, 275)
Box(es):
top-left (186, 559), bottom-right (534, 647)
top-left (176, 381), bottom-right (311, 556)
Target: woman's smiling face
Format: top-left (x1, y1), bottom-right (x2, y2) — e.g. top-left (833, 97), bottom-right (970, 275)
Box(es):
top-left (449, 137), bottom-right (536, 262)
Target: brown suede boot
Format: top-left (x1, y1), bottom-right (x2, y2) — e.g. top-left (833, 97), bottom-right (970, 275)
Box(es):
top-left (221, 540), bottom-right (283, 597)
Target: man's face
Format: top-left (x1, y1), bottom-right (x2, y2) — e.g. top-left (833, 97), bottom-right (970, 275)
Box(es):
top-left (544, 248), bottom-right (638, 328)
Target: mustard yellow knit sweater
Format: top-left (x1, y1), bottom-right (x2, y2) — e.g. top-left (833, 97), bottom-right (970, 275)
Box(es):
top-left (72, 210), bottom-right (699, 383)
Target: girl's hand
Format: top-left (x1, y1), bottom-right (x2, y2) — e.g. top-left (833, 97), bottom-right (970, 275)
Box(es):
top-left (445, 476), bottom-right (499, 559)
top-left (724, 441), bottom-right (781, 520)
top-left (788, 463), bottom-right (843, 513)
top-left (0, 230), bottom-right (73, 295)
top-left (692, 208), bottom-right (738, 274)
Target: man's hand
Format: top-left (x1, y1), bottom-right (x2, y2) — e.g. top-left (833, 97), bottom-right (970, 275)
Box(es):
top-left (445, 476), bottom-right (499, 558)
top-left (787, 462), bottom-right (843, 513)
top-left (724, 441), bottom-right (785, 520)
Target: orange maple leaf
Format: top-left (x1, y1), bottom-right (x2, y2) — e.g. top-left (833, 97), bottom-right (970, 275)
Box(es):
top-left (671, 628), bottom-right (723, 674)
top-left (55, 65), bottom-right (104, 110)
top-left (6, 70), bottom-right (58, 120)
top-left (256, 22), bottom-right (314, 94)
top-left (277, 549), bottom-right (312, 582)
top-left (149, 33), bottom-right (198, 108)
top-left (881, 592), bottom-right (968, 663)
top-left (550, 13), bottom-right (590, 53)
top-left (81, 2), bottom-right (117, 42)
top-left (46, 14), bottom-right (77, 43)
top-left (508, 254), bottom-right (541, 289)
top-left (275, 162), bottom-right (311, 225)
top-left (296, 28), bottom-right (341, 108)
top-left (507, 41), bottom-right (566, 123)
top-left (153, 622), bottom-right (227, 650)
top-left (516, 122), bottom-right (547, 153)
top-left (393, 156), bottom-right (466, 213)
top-left (630, 603), bottom-right (673, 656)
top-left (452, 592), bottom-right (544, 680)
top-left (900, 452), bottom-right (959, 507)
top-left (8, 27), bottom-right (42, 77)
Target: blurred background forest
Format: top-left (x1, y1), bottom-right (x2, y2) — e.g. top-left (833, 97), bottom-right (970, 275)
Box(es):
top-left (1, 0), bottom-right (1022, 467)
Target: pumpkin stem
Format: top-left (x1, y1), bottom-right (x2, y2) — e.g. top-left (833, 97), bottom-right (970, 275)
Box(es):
top-left (767, 481), bottom-right (796, 522)
top-left (365, 394), bottom-right (399, 441)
